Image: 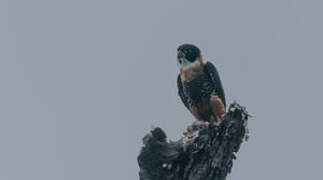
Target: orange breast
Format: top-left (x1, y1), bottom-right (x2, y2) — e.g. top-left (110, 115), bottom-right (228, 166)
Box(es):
top-left (190, 97), bottom-right (213, 122)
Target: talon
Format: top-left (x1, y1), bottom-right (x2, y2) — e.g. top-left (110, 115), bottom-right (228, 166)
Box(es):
top-left (193, 120), bottom-right (209, 126)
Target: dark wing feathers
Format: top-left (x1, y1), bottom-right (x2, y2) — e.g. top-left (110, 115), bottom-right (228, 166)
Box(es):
top-left (177, 61), bottom-right (226, 111)
top-left (177, 75), bottom-right (190, 111)
top-left (204, 61), bottom-right (226, 108)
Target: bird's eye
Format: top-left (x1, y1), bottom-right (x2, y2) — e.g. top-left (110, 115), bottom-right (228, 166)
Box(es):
top-left (178, 59), bottom-right (182, 64)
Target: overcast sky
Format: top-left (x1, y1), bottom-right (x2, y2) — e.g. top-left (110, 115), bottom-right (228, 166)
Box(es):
top-left (1, 0), bottom-right (323, 179)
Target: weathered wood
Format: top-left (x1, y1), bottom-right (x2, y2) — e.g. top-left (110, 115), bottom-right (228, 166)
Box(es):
top-left (138, 102), bottom-right (250, 180)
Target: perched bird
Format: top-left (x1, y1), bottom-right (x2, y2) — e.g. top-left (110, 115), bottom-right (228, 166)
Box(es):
top-left (177, 44), bottom-right (226, 125)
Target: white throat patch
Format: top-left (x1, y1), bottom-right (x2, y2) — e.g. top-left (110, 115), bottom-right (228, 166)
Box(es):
top-left (178, 58), bottom-right (200, 70)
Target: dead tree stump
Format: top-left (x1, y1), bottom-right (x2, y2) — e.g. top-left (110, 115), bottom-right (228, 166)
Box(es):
top-left (137, 102), bottom-right (250, 180)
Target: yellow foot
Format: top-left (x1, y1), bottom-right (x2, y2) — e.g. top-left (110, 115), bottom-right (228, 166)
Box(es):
top-left (193, 120), bottom-right (209, 125)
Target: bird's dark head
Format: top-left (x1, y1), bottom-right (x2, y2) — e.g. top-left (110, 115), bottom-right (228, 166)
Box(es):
top-left (177, 44), bottom-right (202, 70)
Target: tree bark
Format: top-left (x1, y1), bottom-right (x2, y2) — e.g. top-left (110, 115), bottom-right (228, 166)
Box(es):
top-left (137, 102), bottom-right (250, 180)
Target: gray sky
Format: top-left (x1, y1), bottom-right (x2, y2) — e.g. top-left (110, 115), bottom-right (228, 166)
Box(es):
top-left (1, 0), bottom-right (323, 179)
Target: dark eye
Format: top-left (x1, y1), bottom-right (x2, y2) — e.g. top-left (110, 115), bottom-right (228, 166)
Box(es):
top-left (178, 59), bottom-right (182, 64)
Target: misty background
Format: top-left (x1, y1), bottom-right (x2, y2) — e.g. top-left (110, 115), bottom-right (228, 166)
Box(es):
top-left (1, 0), bottom-right (322, 179)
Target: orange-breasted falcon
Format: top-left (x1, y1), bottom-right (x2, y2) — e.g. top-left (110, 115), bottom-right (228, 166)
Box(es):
top-left (177, 44), bottom-right (226, 125)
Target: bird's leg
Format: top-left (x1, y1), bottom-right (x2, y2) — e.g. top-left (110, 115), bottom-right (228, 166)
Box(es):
top-left (194, 120), bottom-right (209, 125)
top-left (189, 105), bottom-right (209, 125)
top-left (187, 119), bottom-right (209, 132)
top-left (210, 95), bottom-right (226, 125)
top-left (186, 105), bottom-right (209, 132)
